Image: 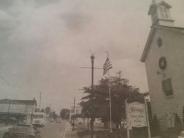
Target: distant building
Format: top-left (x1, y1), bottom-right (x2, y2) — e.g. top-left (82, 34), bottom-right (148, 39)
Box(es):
top-left (141, 0), bottom-right (184, 130)
top-left (70, 105), bottom-right (82, 117)
top-left (0, 99), bottom-right (37, 123)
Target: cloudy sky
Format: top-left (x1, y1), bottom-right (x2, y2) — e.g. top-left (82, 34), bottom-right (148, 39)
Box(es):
top-left (0, 0), bottom-right (183, 111)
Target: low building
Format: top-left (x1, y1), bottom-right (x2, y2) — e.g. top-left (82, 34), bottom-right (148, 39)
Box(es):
top-left (0, 99), bottom-right (37, 124)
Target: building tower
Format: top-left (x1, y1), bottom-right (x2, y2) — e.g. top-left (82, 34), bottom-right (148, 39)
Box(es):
top-left (141, 0), bottom-right (184, 133)
top-left (148, 0), bottom-right (174, 26)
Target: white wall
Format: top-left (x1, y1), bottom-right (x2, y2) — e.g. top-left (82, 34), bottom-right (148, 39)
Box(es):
top-left (145, 28), bottom-right (184, 129)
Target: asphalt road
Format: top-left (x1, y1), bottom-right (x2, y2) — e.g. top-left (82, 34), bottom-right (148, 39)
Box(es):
top-left (40, 121), bottom-right (71, 138)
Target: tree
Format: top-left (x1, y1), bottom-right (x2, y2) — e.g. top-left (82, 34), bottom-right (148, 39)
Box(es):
top-left (60, 108), bottom-right (70, 119)
top-left (45, 106), bottom-right (51, 115)
top-left (80, 87), bottom-right (98, 131)
top-left (80, 71), bottom-right (141, 129)
top-left (49, 112), bottom-right (57, 120)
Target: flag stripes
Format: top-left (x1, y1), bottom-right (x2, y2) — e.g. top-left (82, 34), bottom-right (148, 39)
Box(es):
top-left (103, 57), bottom-right (112, 75)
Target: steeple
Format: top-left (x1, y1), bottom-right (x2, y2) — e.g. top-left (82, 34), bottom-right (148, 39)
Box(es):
top-left (148, 0), bottom-right (174, 26)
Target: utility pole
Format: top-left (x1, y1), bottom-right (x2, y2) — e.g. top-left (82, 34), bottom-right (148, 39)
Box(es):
top-left (74, 97), bottom-right (76, 114)
top-left (91, 54), bottom-right (95, 90)
top-left (72, 97), bottom-right (76, 129)
top-left (80, 54), bottom-right (99, 138)
top-left (80, 54), bottom-right (103, 138)
top-left (90, 54), bottom-right (95, 138)
top-left (39, 92), bottom-right (42, 110)
top-left (80, 54), bottom-right (103, 86)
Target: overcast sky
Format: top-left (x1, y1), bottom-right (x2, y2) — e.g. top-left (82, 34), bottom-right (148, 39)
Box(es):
top-left (0, 0), bottom-right (183, 112)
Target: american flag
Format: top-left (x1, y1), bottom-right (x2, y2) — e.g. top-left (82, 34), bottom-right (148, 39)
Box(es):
top-left (103, 57), bottom-right (112, 75)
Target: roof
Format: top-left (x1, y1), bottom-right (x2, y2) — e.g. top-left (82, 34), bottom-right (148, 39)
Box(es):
top-left (141, 25), bottom-right (184, 62)
top-left (0, 99), bottom-right (37, 105)
top-left (159, 1), bottom-right (172, 9)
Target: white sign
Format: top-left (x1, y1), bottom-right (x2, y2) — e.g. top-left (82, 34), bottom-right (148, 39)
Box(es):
top-left (127, 102), bottom-right (147, 128)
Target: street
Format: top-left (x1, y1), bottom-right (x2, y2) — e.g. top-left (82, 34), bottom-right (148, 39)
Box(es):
top-left (40, 121), bottom-right (72, 138)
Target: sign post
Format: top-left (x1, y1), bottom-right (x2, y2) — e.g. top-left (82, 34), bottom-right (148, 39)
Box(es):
top-left (145, 99), bottom-right (151, 138)
top-left (125, 99), bottom-right (130, 138)
top-left (126, 100), bottom-right (150, 138)
top-left (127, 101), bottom-right (147, 127)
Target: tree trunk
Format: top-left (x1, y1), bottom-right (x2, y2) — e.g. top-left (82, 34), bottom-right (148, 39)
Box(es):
top-left (90, 118), bottom-right (95, 138)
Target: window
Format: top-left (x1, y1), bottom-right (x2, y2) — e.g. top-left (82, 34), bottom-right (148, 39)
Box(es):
top-left (159, 56), bottom-right (167, 70)
top-left (162, 78), bottom-right (173, 96)
top-left (157, 37), bottom-right (162, 47)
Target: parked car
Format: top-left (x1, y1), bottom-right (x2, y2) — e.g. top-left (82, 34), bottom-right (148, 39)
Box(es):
top-left (7, 123), bottom-right (39, 138)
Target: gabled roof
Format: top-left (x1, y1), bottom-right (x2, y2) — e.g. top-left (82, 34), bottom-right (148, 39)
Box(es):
top-left (159, 1), bottom-right (172, 9)
top-left (141, 25), bottom-right (184, 62)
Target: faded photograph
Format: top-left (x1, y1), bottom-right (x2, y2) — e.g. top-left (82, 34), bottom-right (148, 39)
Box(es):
top-left (0, 0), bottom-right (183, 138)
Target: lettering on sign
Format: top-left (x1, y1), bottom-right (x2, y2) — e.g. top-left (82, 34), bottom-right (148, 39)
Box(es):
top-left (127, 102), bottom-right (147, 128)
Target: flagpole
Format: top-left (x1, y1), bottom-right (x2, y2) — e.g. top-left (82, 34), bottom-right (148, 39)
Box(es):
top-left (108, 70), bottom-right (112, 133)
top-left (109, 84), bottom-right (112, 133)
top-left (103, 54), bottom-right (113, 133)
